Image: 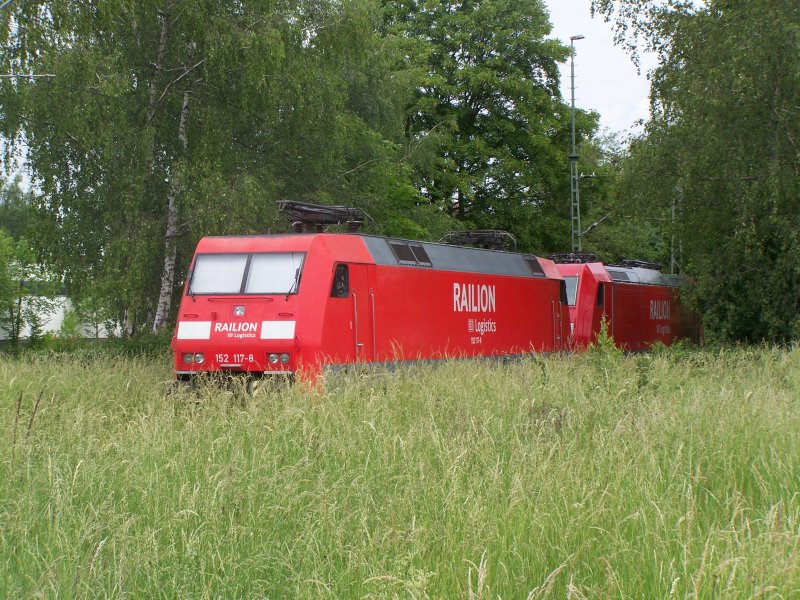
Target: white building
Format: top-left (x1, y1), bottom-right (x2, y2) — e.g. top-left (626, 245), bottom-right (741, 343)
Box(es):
top-left (0, 295), bottom-right (117, 340)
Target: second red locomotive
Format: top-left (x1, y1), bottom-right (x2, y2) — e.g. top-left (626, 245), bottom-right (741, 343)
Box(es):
top-left (552, 255), bottom-right (701, 350)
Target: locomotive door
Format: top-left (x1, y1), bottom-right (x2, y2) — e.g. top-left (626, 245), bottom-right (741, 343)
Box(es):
top-left (349, 264), bottom-right (375, 362)
top-left (552, 298), bottom-right (564, 350)
top-left (552, 279), bottom-right (569, 350)
top-left (604, 283), bottom-right (614, 339)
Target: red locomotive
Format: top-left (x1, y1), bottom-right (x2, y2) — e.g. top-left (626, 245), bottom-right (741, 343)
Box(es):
top-left (551, 253), bottom-right (702, 350)
top-left (172, 203), bottom-right (570, 384)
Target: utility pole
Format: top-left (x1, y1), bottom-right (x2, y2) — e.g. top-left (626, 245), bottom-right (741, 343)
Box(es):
top-left (569, 34), bottom-right (584, 253)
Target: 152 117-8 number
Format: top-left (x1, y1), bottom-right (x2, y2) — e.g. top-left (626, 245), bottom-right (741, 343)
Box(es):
top-left (215, 353), bottom-right (255, 364)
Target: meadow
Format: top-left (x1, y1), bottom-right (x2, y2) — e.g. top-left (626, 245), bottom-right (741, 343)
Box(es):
top-left (0, 346), bottom-right (798, 598)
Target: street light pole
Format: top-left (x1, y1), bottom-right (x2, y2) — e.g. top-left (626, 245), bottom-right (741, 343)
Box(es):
top-left (569, 34), bottom-right (584, 253)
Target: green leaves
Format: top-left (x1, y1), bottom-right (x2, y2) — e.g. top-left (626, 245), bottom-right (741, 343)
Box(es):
top-left (1, 0), bottom-right (426, 332)
top-left (594, 0), bottom-right (800, 342)
top-left (1, 0), bottom-right (685, 336)
top-left (387, 0), bottom-right (584, 252)
top-left (0, 230), bottom-right (60, 346)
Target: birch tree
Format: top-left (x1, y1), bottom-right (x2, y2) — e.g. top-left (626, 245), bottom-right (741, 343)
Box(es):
top-left (1, 0), bottom-right (417, 333)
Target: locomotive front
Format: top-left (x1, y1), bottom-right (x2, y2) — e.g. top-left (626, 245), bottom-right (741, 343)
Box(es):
top-left (172, 238), bottom-right (308, 382)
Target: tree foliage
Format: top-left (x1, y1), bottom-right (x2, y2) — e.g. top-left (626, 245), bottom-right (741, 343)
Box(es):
top-left (0, 230), bottom-right (58, 347)
top-left (1, 178), bottom-right (56, 348)
top-left (0, 176), bottom-right (33, 241)
top-left (1, 0), bottom-right (610, 335)
top-left (572, 131), bottom-right (667, 264)
top-left (1, 0), bottom-right (442, 333)
top-left (593, 0), bottom-right (800, 342)
top-left (385, 0), bottom-right (598, 252)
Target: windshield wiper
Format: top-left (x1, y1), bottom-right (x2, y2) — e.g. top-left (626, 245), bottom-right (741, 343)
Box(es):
top-left (187, 270), bottom-right (196, 301)
top-left (285, 267), bottom-right (301, 301)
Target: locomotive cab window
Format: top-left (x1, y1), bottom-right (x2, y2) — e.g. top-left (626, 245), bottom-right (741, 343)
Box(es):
top-left (189, 252), bottom-right (305, 295)
top-left (245, 252), bottom-right (305, 294)
top-left (331, 264), bottom-right (349, 298)
top-left (190, 254), bottom-right (249, 294)
top-left (564, 276), bottom-right (579, 306)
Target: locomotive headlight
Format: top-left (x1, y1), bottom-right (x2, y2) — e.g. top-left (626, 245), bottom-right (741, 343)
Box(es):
top-left (280, 353), bottom-right (290, 364)
top-left (268, 353), bottom-right (279, 364)
top-left (194, 353), bottom-right (205, 364)
top-left (182, 353), bottom-right (194, 364)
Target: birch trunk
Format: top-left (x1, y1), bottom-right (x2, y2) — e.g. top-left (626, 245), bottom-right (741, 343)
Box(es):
top-left (147, 10), bottom-right (171, 121)
top-left (142, 10), bottom-right (173, 334)
top-left (151, 89), bottom-right (191, 333)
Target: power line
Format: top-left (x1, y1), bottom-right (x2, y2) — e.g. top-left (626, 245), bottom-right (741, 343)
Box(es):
top-left (0, 74), bottom-right (56, 79)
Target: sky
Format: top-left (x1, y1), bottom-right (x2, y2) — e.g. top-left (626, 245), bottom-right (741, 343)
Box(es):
top-left (545, 0), bottom-right (658, 137)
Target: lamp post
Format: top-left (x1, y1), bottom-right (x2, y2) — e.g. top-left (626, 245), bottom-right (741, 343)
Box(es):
top-left (569, 34), bottom-right (584, 252)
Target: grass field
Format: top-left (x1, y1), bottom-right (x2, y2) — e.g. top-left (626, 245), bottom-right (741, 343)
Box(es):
top-left (1, 346), bottom-right (798, 598)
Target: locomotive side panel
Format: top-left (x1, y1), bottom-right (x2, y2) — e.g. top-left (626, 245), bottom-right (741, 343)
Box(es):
top-left (369, 265), bottom-right (566, 361)
top-left (609, 283), bottom-right (675, 350)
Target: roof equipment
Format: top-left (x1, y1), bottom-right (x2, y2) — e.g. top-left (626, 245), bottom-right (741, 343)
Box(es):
top-left (612, 259), bottom-right (663, 271)
top-left (547, 252), bottom-right (600, 264)
top-left (276, 200), bottom-right (369, 233)
top-left (439, 230), bottom-right (517, 252)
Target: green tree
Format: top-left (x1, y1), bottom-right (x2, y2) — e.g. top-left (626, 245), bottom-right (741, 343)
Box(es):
top-left (0, 231), bottom-right (58, 348)
top-left (592, 0), bottom-right (800, 341)
top-left (59, 295), bottom-right (116, 339)
top-left (1, 0), bottom-right (420, 334)
top-left (0, 176), bottom-right (33, 240)
top-left (385, 0), bottom-right (598, 252)
top-left (576, 131), bottom-right (667, 264)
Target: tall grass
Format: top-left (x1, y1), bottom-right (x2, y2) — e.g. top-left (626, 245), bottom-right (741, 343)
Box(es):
top-left (1, 347), bottom-right (798, 598)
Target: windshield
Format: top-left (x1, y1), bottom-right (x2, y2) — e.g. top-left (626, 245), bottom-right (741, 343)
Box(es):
top-left (245, 253), bottom-right (304, 294)
top-left (190, 254), bottom-right (248, 294)
top-left (189, 252), bottom-right (305, 295)
top-left (564, 276), bottom-right (579, 306)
